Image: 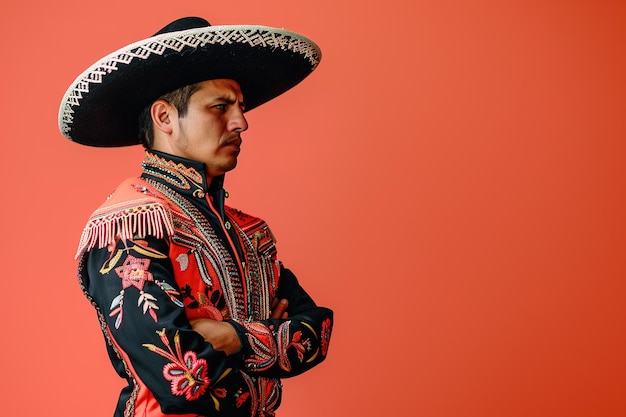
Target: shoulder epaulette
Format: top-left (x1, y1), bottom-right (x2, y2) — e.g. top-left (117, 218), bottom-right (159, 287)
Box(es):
top-left (76, 178), bottom-right (174, 258)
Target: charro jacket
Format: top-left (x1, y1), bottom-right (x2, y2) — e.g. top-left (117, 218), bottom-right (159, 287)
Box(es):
top-left (77, 150), bottom-right (333, 417)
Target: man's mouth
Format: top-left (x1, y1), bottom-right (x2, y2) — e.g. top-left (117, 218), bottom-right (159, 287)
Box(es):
top-left (222, 136), bottom-right (242, 153)
top-left (224, 135), bottom-right (242, 147)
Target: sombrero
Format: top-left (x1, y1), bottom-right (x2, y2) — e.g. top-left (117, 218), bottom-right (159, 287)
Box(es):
top-left (58, 17), bottom-right (321, 147)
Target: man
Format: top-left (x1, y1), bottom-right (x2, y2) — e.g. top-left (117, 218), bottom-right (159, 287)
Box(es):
top-left (59, 17), bottom-right (333, 417)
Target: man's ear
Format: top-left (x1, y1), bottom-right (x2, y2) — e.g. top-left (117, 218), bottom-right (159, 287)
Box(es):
top-left (151, 99), bottom-right (176, 135)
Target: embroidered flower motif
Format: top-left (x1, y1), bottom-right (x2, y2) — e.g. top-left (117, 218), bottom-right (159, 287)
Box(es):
top-left (213, 387), bottom-right (227, 399)
top-left (109, 256), bottom-right (157, 328)
top-left (115, 255), bottom-right (153, 290)
top-left (234, 390), bottom-right (250, 408)
top-left (144, 329), bottom-right (210, 401)
top-left (196, 290), bottom-right (224, 321)
top-left (320, 318), bottom-right (332, 356)
top-left (287, 330), bottom-right (311, 362)
top-left (163, 350), bottom-right (208, 400)
top-left (181, 285), bottom-right (226, 321)
top-left (108, 255), bottom-right (183, 328)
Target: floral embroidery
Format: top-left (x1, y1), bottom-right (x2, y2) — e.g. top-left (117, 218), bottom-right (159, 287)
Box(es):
top-left (243, 322), bottom-right (278, 371)
top-left (234, 389), bottom-right (250, 408)
top-left (287, 330), bottom-right (311, 362)
top-left (143, 329), bottom-right (210, 401)
top-left (277, 321), bottom-right (328, 371)
top-left (109, 254), bottom-right (183, 328)
top-left (277, 321), bottom-right (312, 370)
top-left (115, 255), bottom-right (152, 290)
top-left (143, 329), bottom-right (233, 408)
top-left (180, 284), bottom-right (226, 321)
top-left (320, 318), bottom-right (332, 356)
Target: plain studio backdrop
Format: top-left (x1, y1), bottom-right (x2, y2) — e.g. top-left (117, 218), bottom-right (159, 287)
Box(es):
top-left (1, 0), bottom-right (624, 416)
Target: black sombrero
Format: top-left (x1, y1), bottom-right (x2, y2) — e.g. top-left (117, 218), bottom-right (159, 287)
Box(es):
top-left (58, 17), bottom-right (321, 147)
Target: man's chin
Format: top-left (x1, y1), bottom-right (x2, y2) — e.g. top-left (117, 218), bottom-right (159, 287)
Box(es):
top-left (207, 159), bottom-right (238, 177)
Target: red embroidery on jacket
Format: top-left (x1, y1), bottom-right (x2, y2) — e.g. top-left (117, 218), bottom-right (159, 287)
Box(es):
top-left (287, 330), bottom-right (311, 362)
top-left (234, 389), bottom-right (250, 408)
top-left (143, 329), bottom-right (210, 401)
top-left (109, 255), bottom-right (184, 328)
top-left (115, 255), bottom-right (153, 290)
top-left (320, 318), bottom-right (332, 356)
top-left (242, 322), bottom-right (277, 371)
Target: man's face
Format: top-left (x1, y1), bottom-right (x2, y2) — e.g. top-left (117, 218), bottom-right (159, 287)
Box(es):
top-left (169, 79), bottom-right (248, 178)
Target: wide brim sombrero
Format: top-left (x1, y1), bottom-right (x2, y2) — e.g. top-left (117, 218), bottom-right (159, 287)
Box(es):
top-left (58, 17), bottom-right (321, 147)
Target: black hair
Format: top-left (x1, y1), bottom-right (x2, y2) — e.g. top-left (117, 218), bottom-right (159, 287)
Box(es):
top-left (137, 83), bottom-right (200, 148)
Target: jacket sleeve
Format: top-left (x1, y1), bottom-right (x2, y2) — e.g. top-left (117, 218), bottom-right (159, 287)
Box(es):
top-left (81, 233), bottom-right (251, 416)
top-left (229, 265), bottom-right (334, 379)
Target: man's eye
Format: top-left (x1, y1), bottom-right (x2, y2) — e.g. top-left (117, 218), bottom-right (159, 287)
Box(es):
top-left (214, 104), bottom-right (226, 110)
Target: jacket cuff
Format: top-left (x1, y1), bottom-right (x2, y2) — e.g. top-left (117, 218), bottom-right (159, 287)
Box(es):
top-left (227, 319), bottom-right (280, 372)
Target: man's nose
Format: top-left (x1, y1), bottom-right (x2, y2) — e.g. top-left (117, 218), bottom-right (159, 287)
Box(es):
top-left (229, 108), bottom-right (248, 132)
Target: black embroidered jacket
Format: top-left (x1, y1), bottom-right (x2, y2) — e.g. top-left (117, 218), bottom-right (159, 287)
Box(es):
top-left (77, 150), bottom-right (333, 417)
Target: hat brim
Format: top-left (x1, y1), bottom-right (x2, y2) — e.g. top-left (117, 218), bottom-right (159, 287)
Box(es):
top-left (59, 25), bottom-right (321, 147)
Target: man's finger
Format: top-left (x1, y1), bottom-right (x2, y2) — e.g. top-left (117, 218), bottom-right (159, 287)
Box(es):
top-left (270, 298), bottom-right (289, 319)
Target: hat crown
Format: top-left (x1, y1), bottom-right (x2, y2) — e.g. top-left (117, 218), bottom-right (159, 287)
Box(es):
top-left (154, 17), bottom-right (210, 35)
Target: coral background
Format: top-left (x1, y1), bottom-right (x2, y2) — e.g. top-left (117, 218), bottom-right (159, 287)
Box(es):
top-left (1, 0), bottom-right (625, 416)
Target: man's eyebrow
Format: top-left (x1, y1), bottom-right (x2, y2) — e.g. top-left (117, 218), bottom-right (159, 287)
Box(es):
top-left (215, 95), bottom-right (246, 108)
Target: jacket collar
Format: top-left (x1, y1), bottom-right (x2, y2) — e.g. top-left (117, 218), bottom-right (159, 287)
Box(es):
top-left (141, 150), bottom-right (227, 218)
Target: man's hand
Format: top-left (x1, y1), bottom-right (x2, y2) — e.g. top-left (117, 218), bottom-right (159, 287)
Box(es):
top-left (271, 298), bottom-right (289, 319)
top-left (189, 319), bottom-right (241, 356)
top-left (189, 298), bottom-right (288, 355)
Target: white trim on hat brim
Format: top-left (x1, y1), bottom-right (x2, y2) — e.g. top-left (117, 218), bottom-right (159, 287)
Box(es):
top-left (58, 24), bottom-right (321, 146)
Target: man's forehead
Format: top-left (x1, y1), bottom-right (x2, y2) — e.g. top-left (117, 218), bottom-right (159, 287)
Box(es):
top-left (195, 79), bottom-right (244, 99)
